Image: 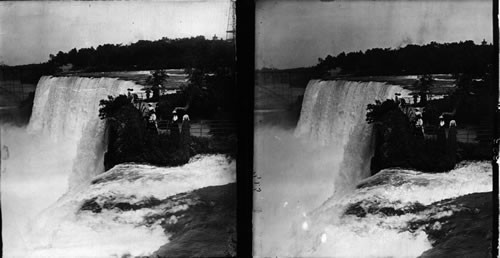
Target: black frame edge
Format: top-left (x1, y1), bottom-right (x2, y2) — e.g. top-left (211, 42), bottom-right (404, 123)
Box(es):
top-left (236, 0), bottom-right (255, 257)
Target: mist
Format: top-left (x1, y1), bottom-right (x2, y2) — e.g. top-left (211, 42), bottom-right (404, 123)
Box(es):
top-left (253, 125), bottom-right (345, 255)
top-left (1, 124), bottom-right (74, 256)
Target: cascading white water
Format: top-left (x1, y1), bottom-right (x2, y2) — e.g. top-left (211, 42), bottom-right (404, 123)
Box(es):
top-left (28, 76), bottom-right (142, 189)
top-left (254, 79), bottom-right (410, 256)
top-left (3, 75), bottom-right (237, 257)
top-left (1, 76), bottom-right (140, 256)
top-left (295, 80), bottom-right (410, 194)
top-left (254, 79), bottom-right (491, 257)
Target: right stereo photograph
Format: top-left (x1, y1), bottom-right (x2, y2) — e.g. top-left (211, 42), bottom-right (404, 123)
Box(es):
top-left (253, 0), bottom-right (494, 257)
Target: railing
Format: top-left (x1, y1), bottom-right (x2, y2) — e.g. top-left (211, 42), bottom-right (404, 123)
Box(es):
top-left (157, 120), bottom-right (236, 137)
top-left (423, 125), bottom-right (492, 144)
top-left (129, 88), bottom-right (181, 102)
top-left (130, 89), bottom-right (236, 138)
top-left (398, 96), bottom-right (442, 106)
top-left (456, 128), bottom-right (492, 144)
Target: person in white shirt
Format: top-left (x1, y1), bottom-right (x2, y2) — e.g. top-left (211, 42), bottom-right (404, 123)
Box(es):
top-left (148, 110), bottom-right (158, 134)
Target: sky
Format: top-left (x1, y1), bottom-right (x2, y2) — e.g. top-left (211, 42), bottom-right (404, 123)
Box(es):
top-left (256, 0), bottom-right (492, 69)
top-left (0, 0), bottom-right (231, 66)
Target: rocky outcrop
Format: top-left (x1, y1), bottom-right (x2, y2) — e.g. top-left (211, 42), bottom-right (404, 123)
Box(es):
top-left (103, 98), bottom-right (152, 170)
top-left (80, 183), bottom-right (238, 257)
top-left (150, 183), bottom-right (237, 258)
top-left (368, 100), bottom-right (456, 174)
top-left (101, 95), bottom-right (236, 170)
top-left (343, 192), bottom-right (492, 258)
top-left (415, 193), bottom-right (492, 258)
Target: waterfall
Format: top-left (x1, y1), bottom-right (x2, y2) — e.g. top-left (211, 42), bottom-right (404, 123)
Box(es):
top-left (255, 79), bottom-right (490, 257)
top-left (27, 76), bottom-right (141, 189)
top-left (2, 75), bottom-right (238, 257)
top-left (295, 79), bottom-right (408, 194)
top-left (253, 79), bottom-right (410, 256)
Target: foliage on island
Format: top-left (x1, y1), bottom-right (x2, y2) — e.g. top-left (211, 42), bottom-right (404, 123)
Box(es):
top-left (367, 99), bottom-right (457, 174)
top-left (98, 95), bottom-right (236, 170)
top-left (154, 68), bottom-right (237, 121)
top-left (367, 71), bottom-right (492, 174)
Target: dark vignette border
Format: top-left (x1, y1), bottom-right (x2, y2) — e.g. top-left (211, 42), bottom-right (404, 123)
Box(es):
top-left (492, 0), bottom-right (498, 256)
top-left (236, 0), bottom-right (255, 257)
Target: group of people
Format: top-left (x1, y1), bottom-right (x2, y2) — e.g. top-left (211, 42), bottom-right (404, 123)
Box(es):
top-left (170, 110), bottom-right (192, 161)
top-left (145, 103), bottom-right (158, 134)
top-left (143, 104), bottom-right (190, 134)
top-left (127, 88), bottom-right (139, 103)
top-left (437, 115), bottom-right (458, 156)
top-left (414, 111), bottom-right (425, 138)
top-left (141, 102), bottom-right (191, 160)
top-left (413, 111), bottom-right (458, 157)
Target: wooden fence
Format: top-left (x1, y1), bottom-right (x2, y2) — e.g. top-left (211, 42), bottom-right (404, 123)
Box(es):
top-left (157, 120), bottom-right (236, 137)
top-left (424, 125), bottom-right (492, 144)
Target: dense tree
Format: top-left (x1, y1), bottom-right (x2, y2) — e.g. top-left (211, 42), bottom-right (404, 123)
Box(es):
top-left (314, 41), bottom-right (493, 77)
top-left (45, 36), bottom-right (234, 73)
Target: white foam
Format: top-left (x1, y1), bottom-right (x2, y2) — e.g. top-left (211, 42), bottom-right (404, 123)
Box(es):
top-left (255, 80), bottom-right (407, 256)
top-left (7, 154), bottom-right (235, 258)
top-left (291, 161), bottom-right (491, 257)
top-left (254, 80), bottom-right (490, 257)
top-left (2, 76), bottom-right (235, 257)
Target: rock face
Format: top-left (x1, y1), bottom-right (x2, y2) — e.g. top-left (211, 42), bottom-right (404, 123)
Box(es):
top-left (104, 99), bottom-right (151, 170)
top-left (369, 100), bottom-right (456, 174)
top-left (102, 96), bottom-right (236, 170)
top-left (79, 184), bottom-right (237, 258)
top-left (101, 95), bottom-right (188, 170)
top-left (151, 183), bottom-right (237, 258)
top-left (344, 192), bottom-right (492, 257)
top-left (416, 193), bottom-right (492, 258)
top-left (370, 103), bottom-right (418, 173)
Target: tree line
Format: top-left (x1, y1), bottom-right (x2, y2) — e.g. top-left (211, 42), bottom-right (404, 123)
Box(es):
top-left (0, 36), bottom-right (234, 83)
top-left (48, 36), bottom-right (235, 72)
top-left (314, 40), bottom-right (493, 77)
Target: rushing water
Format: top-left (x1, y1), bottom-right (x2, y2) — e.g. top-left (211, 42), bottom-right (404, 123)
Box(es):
top-left (253, 80), bottom-right (491, 257)
top-left (2, 76), bottom-right (133, 256)
top-left (1, 76), bottom-right (235, 257)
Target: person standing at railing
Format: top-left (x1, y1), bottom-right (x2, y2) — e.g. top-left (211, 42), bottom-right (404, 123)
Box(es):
top-left (147, 109), bottom-right (158, 135)
top-left (414, 112), bottom-right (424, 139)
top-left (147, 103), bottom-right (155, 113)
top-left (437, 115), bottom-right (446, 154)
top-left (127, 88), bottom-right (138, 104)
top-left (399, 98), bottom-right (406, 109)
top-left (170, 110), bottom-right (180, 147)
top-left (180, 114), bottom-right (191, 162)
top-left (447, 120), bottom-right (457, 165)
top-left (412, 94), bottom-right (418, 105)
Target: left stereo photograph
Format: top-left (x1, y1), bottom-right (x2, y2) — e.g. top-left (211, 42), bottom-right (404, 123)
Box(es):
top-left (0, 1), bottom-right (237, 257)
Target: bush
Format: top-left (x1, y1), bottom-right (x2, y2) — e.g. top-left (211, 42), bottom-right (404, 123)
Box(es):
top-left (99, 95), bottom-right (236, 169)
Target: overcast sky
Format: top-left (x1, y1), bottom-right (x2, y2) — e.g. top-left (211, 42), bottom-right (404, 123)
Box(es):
top-left (0, 0), bottom-right (230, 66)
top-left (256, 0), bottom-right (492, 69)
